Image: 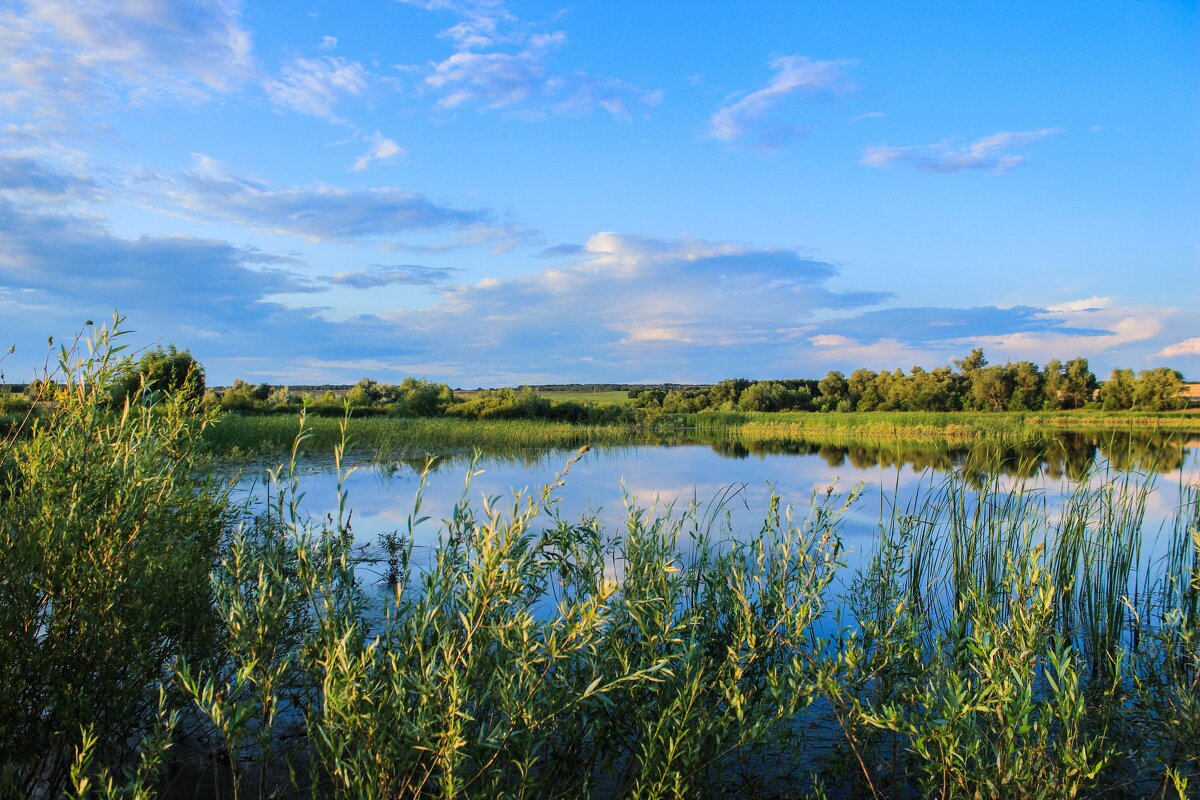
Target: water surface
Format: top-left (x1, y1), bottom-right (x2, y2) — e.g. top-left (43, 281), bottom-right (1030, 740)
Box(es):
top-left (232, 434), bottom-right (1200, 589)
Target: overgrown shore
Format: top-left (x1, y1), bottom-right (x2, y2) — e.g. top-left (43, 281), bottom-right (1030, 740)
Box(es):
top-left (2, 326), bottom-right (1197, 799)
top-left (199, 407), bottom-right (1200, 459)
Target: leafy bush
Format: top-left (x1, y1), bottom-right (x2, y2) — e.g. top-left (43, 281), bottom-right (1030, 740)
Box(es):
top-left (0, 319), bottom-right (230, 797)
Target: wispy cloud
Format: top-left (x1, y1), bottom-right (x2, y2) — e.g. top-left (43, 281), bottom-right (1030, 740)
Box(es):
top-left (264, 56), bottom-right (370, 122)
top-left (424, 32), bottom-right (660, 120)
top-left (409, 1), bottom-right (660, 120)
top-left (0, 0), bottom-right (253, 119)
top-left (808, 297), bottom-right (1182, 371)
top-left (150, 155), bottom-right (525, 248)
top-left (707, 55), bottom-right (857, 148)
top-left (352, 132), bottom-right (406, 171)
top-left (862, 128), bottom-right (1063, 174)
top-left (328, 264), bottom-right (457, 289)
top-left (0, 154), bottom-right (96, 198)
top-left (401, 0), bottom-right (517, 50)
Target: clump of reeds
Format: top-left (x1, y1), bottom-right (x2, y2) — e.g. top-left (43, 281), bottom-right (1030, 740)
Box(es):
top-left (818, 467), bottom-right (1199, 798)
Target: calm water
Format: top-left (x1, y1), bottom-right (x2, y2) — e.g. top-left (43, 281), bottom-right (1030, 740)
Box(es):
top-left (232, 434), bottom-right (1200, 589)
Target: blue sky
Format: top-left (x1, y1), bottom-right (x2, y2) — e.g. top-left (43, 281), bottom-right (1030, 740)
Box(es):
top-left (1, 0), bottom-right (1196, 386)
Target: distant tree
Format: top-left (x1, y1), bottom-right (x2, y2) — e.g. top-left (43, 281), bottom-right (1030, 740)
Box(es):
top-left (709, 378), bottom-right (751, 409)
top-left (117, 345), bottom-right (205, 404)
top-left (1100, 368), bottom-right (1135, 410)
top-left (738, 381), bottom-right (790, 412)
top-left (1132, 367), bottom-right (1186, 411)
top-left (267, 385), bottom-right (293, 407)
top-left (964, 365), bottom-right (1011, 411)
top-left (954, 348), bottom-right (988, 375)
top-left (399, 378), bottom-right (455, 416)
top-left (220, 379), bottom-right (256, 411)
top-left (1061, 358), bottom-right (1098, 409)
top-left (1008, 361), bottom-right (1044, 411)
top-left (817, 370), bottom-right (850, 411)
top-left (848, 369), bottom-right (879, 411)
top-left (346, 377), bottom-right (384, 408)
top-left (1042, 359), bottom-right (1066, 409)
top-left (632, 388), bottom-right (666, 409)
top-left (907, 366), bottom-right (959, 411)
top-left (661, 389), bottom-right (709, 413)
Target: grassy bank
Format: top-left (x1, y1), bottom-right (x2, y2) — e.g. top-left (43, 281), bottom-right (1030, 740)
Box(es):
top-left (201, 408), bottom-right (1200, 460)
top-left (725, 409), bottom-right (1200, 444)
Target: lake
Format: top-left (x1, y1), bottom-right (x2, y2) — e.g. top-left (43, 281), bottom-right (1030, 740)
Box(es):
top-left (231, 431), bottom-right (1200, 591)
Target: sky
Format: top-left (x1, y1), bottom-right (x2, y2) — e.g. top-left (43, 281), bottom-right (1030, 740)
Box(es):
top-left (0, 0), bottom-right (1197, 387)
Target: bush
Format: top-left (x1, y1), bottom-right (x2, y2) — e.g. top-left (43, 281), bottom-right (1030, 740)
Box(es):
top-left (0, 319), bottom-right (230, 797)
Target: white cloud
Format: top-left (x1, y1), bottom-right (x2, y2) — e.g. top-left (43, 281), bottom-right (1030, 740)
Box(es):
top-left (328, 264), bottom-right (457, 289)
top-left (1046, 296), bottom-right (1112, 313)
top-left (424, 32), bottom-right (659, 120)
top-left (862, 128), bottom-right (1063, 174)
top-left (808, 335), bottom-right (942, 371)
top-left (0, 0), bottom-right (253, 118)
top-left (708, 55), bottom-right (857, 147)
top-left (408, 1), bottom-right (659, 121)
top-left (399, 0), bottom-right (518, 50)
top-left (318, 35), bottom-right (338, 51)
top-left (1157, 338), bottom-right (1200, 358)
top-left (264, 56), bottom-right (369, 121)
top-left (371, 231), bottom-right (887, 381)
top-left (148, 155), bottom-right (521, 248)
top-left (352, 132), bottom-right (406, 171)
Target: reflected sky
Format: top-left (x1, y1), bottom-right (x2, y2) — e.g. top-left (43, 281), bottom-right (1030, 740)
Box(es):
top-left (230, 439), bottom-right (1200, 595)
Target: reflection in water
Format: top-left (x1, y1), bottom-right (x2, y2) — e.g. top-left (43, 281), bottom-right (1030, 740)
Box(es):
top-left (228, 429), bottom-right (1199, 617)
top-left (373, 430), bottom-right (1199, 485)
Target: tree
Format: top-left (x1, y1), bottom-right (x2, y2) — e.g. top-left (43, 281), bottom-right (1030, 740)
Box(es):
top-left (116, 345), bottom-right (205, 404)
top-left (847, 369), bottom-right (878, 411)
top-left (738, 381), bottom-right (789, 412)
top-left (346, 377), bottom-right (384, 408)
top-left (1132, 367), bottom-right (1186, 411)
top-left (1100, 368), bottom-right (1135, 410)
top-left (220, 379), bottom-right (256, 411)
top-left (1042, 359), bottom-right (1066, 409)
top-left (709, 378), bottom-right (751, 409)
top-left (1061, 358), bottom-right (1097, 409)
top-left (968, 365), bottom-right (1014, 411)
top-left (817, 370), bottom-right (850, 411)
top-left (954, 348), bottom-right (988, 375)
top-left (1008, 361), bottom-right (1044, 411)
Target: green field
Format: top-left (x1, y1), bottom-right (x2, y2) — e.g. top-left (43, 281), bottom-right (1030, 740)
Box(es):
top-left (536, 389), bottom-right (634, 404)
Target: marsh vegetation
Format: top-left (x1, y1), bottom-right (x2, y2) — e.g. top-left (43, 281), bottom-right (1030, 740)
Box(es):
top-left (1, 323), bottom-right (1197, 799)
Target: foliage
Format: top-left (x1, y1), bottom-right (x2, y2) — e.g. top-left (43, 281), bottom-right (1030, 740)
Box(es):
top-left (2, 323), bottom-right (1198, 798)
top-left (112, 344), bottom-right (206, 406)
top-left (0, 318), bottom-right (229, 798)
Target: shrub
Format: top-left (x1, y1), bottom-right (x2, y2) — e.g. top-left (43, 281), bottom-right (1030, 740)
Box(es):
top-left (0, 319), bottom-right (230, 797)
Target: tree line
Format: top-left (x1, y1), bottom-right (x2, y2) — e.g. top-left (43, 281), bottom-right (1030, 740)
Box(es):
top-left (2, 345), bottom-right (1189, 423)
top-left (630, 349), bottom-right (1188, 413)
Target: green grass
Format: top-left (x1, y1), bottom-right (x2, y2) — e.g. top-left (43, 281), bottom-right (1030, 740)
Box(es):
top-left (538, 389), bottom-right (634, 405)
top-left (202, 411), bottom-right (649, 458)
